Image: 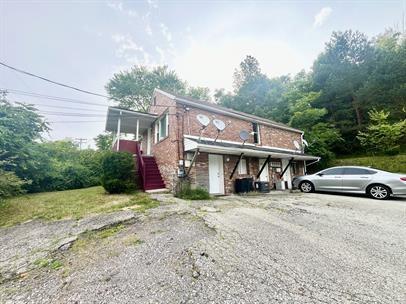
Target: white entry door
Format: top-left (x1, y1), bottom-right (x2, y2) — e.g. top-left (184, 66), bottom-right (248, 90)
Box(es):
top-left (208, 154), bottom-right (224, 195)
top-left (281, 159), bottom-right (292, 190)
top-left (258, 159), bottom-right (269, 182)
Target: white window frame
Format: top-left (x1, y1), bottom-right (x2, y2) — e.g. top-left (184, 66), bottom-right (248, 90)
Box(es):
top-left (252, 122), bottom-right (261, 144)
top-left (157, 112), bottom-right (169, 141)
top-left (238, 158), bottom-right (247, 175)
top-left (154, 122), bottom-right (159, 143)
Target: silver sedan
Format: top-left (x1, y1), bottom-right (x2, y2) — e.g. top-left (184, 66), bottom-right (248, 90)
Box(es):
top-left (292, 166), bottom-right (406, 200)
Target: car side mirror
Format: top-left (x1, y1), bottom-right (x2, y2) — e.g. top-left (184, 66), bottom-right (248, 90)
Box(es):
top-left (317, 173), bottom-right (324, 177)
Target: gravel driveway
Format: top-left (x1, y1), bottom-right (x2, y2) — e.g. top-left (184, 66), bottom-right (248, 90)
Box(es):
top-left (1, 192), bottom-right (405, 304)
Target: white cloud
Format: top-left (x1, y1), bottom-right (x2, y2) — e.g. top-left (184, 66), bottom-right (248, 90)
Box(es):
top-left (160, 23), bottom-right (172, 42)
top-left (112, 34), bottom-right (152, 65)
top-left (155, 46), bottom-right (165, 64)
top-left (171, 37), bottom-right (305, 92)
top-left (147, 0), bottom-right (158, 9)
top-left (106, 1), bottom-right (123, 12)
top-left (313, 7), bottom-right (332, 28)
top-left (127, 9), bottom-right (138, 17)
top-left (145, 23), bottom-right (153, 36)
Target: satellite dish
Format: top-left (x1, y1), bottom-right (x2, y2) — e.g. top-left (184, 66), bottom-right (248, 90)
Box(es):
top-left (293, 140), bottom-right (301, 150)
top-left (302, 139), bottom-right (309, 147)
top-left (239, 130), bottom-right (250, 142)
top-left (196, 114), bottom-right (210, 127)
top-left (213, 119), bottom-right (226, 131)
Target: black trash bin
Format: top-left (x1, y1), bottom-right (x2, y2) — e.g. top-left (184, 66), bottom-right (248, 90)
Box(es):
top-left (235, 177), bottom-right (254, 193)
top-left (255, 181), bottom-right (270, 193)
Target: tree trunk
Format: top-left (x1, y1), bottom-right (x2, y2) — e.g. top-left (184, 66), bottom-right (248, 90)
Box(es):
top-left (352, 96), bottom-right (362, 128)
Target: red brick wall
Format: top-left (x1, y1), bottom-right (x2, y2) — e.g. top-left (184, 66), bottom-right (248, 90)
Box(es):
top-left (148, 92), bottom-right (180, 190)
top-left (181, 105), bottom-right (301, 150)
top-left (147, 91), bottom-right (304, 193)
top-left (183, 106), bottom-right (256, 144)
top-left (259, 126), bottom-right (302, 150)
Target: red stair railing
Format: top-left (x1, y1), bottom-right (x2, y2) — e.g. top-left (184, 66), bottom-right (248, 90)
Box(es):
top-left (134, 142), bottom-right (146, 190)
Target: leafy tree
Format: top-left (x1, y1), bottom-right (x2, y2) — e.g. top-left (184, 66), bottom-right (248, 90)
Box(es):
top-left (186, 86), bottom-right (211, 100)
top-left (15, 140), bottom-right (104, 193)
top-left (357, 109), bottom-right (406, 155)
top-left (287, 89), bottom-right (343, 167)
top-left (0, 169), bottom-right (27, 198)
top-left (0, 97), bottom-right (48, 196)
top-left (106, 65), bottom-right (212, 110)
top-left (312, 30), bottom-right (374, 138)
top-left (356, 30), bottom-right (406, 122)
top-left (0, 98), bottom-right (48, 171)
top-left (106, 65), bottom-right (186, 111)
top-left (233, 55), bottom-right (263, 91)
top-left (94, 132), bottom-right (114, 151)
top-left (219, 55), bottom-right (289, 121)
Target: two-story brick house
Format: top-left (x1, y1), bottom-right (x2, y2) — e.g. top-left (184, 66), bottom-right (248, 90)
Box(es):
top-left (105, 89), bottom-right (319, 194)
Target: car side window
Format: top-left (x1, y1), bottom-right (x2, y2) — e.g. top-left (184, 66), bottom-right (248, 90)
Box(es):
top-left (320, 168), bottom-right (344, 175)
top-left (343, 168), bottom-right (376, 175)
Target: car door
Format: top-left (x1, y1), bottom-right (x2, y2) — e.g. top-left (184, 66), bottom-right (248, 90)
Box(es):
top-left (313, 168), bottom-right (344, 191)
top-left (341, 168), bottom-right (376, 191)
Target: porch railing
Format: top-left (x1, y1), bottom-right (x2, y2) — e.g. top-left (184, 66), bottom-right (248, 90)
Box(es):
top-left (134, 142), bottom-right (146, 190)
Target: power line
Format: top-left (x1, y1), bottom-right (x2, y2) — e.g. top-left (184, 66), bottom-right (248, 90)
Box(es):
top-left (0, 62), bottom-right (116, 101)
top-left (3, 88), bottom-right (176, 109)
top-left (38, 111), bottom-right (107, 117)
top-left (3, 88), bottom-right (109, 107)
top-left (48, 121), bottom-right (105, 123)
top-left (9, 100), bottom-right (106, 112)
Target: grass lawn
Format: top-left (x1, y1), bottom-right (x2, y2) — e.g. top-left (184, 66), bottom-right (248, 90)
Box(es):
top-left (333, 154), bottom-right (406, 173)
top-left (0, 186), bottom-right (159, 227)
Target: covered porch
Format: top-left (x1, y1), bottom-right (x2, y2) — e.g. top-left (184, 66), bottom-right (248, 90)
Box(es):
top-left (105, 107), bottom-right (157, 154)
top-left (184, 136), bottom-right (320, 194)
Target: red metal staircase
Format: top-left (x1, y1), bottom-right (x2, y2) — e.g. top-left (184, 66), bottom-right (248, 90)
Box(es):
top-left (135, 143), bottom-right (165, 191)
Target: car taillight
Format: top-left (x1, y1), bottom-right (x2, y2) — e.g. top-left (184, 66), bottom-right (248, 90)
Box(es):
top-left (400, 177), bottom-right (406, 181)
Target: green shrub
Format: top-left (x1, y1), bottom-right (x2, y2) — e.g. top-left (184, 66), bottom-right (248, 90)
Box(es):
top-left (177, 186), bottom-right (211, 200)
top-left (101, 152), bottom-right (136, 194)
top-left (0, 169), bottom-right (27, 198)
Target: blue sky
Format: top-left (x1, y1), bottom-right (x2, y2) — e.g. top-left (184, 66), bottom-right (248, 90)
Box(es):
top-left (1, 0), bottom-right (405, 147)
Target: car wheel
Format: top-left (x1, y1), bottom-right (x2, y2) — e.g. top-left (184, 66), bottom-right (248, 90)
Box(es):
top-left (367, 184), bottom-right (390, 200)
top-left (299, 181), bottom-right (314, 193)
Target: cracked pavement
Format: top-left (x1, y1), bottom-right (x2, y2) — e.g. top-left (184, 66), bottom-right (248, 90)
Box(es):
top-left (1, 192), bottom-right (405, 303)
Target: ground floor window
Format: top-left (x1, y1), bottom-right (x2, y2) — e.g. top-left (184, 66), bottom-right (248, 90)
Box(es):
top-left (238, 158), bottom-right (247, 175)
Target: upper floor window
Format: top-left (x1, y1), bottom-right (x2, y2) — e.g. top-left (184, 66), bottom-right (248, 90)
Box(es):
top-left (155, 112), bottom-right (169, 143)
top-left (252, 122), bottom-right (260, 144)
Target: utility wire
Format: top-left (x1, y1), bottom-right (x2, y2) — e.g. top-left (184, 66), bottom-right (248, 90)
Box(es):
top-left (3, 88), bottom-right (176, 109)
top-left (0, 62), bottom-right (116, 101)
top-left (9, 100), bottom-right (106, 112)
top-left (48, 121), bottom-right (105, 123)
top-left (3, 88), bottom-right (109, 107)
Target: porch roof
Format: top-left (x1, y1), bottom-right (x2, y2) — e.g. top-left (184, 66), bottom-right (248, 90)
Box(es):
top-left (184, 137), bottom-right (320, 161)
top-left (105, 107), bottom-right (157, 134)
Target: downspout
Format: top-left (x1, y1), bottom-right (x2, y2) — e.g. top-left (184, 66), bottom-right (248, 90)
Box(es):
top-left (305, 158), bottom-right (321, 173)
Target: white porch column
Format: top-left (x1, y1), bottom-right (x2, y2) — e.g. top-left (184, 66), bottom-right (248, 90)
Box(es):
top-left (116, 111), bottom-right (122, 151)
top-left (136, 119), bottom-right (139, 141)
